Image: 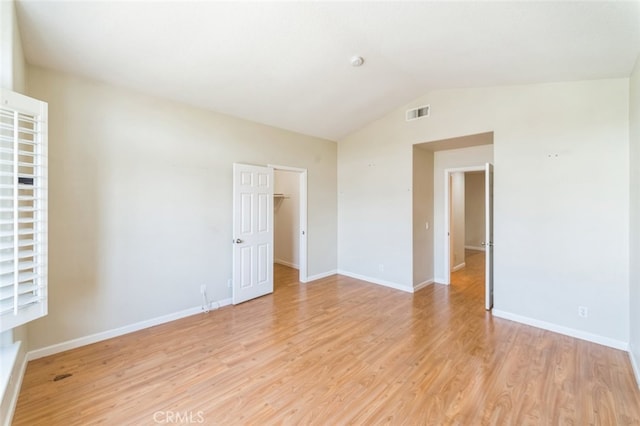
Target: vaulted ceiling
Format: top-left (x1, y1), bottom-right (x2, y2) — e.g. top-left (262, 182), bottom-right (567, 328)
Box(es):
top-left (16, 1), bottom-right (640, 141)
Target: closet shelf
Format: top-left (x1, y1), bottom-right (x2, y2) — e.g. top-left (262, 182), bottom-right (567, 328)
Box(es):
top-left (274, 193), bottom-right (290, 199)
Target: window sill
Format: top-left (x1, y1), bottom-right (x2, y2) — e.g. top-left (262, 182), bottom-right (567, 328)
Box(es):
top-left (0, 341), bottom-right (21, 401)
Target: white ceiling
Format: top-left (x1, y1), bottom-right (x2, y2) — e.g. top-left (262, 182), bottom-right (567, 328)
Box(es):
top-left (16, 1), bottom-right (640, 141)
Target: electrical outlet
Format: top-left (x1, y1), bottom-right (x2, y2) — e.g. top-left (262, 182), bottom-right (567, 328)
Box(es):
top-left (200, 285), bottom-right (206, 295)
top-left (227, 279), bottom-right (232, 288)
top-left (378, 264), bottom-right (384, 272)
top-left (578, 306), bottom-right (588, 318)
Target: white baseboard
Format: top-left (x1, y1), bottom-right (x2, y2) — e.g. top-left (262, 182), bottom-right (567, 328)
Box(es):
top-left (414, 279), bottom-right (434, 292)
top-left (434, 276), bottom-right (447, 285)
top-left (492, 309), bottom-right (628, 351)
top-left (28, 298), bottom-right (232, 361)
top-left (465, 245), bottom-right (485, 251)
top-left (1, 341), bottom-right (27, 426)
top-left (304, 270), bottom-right (337, 283)
top-left (337, 270), bottom-right (413, 293)
top-left (215, 298), bottom-right (233, 309)
top-left (630, 343), bottom-right (640, 389)
top-left (275, 259), bottom-right (299, 269)
top-left (452, 262), bottom-right (466, 272)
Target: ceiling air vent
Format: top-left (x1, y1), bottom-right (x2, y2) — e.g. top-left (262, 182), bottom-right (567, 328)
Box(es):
top-left (406, 104), bottom-right (430, 121)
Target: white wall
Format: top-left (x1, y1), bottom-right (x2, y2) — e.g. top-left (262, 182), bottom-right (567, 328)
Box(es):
top-left (412, 146), bottom-right (434, 287)
top-left (274, 170), bottom-right (300, 269)
top-left (450, 172), bottom-right (466, 270)
top-left (0, 0), bottom-right (26, 93)
top-left (465, 172), bottom-right (485, 250)
top-left (338, 119), bottom-right (414, 290)
top-left (629, 55), bottom-right (640, 382)
top-left (339, 78), bottom-right (629, 346)
top-left (25, 66), bottom-right (337, 351)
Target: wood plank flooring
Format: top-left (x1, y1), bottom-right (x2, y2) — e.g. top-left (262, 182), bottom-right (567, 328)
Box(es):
top-left (12, 258), bottom-right (640, 425)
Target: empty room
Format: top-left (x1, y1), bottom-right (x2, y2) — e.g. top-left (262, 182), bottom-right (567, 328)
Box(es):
top-left (1, 0), bottom-right (640, 424)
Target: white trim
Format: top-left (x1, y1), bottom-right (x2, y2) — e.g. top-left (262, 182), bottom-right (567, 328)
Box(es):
top-left (452, 262), bottom-right (466, 272)
top-left (492, 309), bottom-right (628, 351)
top-left (413, 279), bottom-right (434, 291)
top-left (0, 342), bottom-right (19, 402)
top-left (268, 164), bottom-right (307, 173)
top-left (27, 299), bottom-right (232, 361)
top-left (630, 344), bottom-right (640, 389)
top-left (337, 270), bottom-right (414, 293)
top-left (0, 90), bottom-right (48, 334)
top-left (434, 276), bottom-right (447, 285)
top-left (305, 270), bottom-right (336, 282)
top-left (464, 245), bottom-right (486, 251)
top-left (1, 341), bottom-right (27, 426)
top-left (275, 259), bottom-right (299, 269)
top-left (216, 298), bottom-right (233, 308)
top-left (299, 171), bottom-right (308, 282)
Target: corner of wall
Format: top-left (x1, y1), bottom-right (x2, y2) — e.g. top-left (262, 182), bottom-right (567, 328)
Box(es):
top-left (628, 53), bottom-right (640, 389)
top-left (630, 343), bottom-right (640, 389)
top-left (0, 339), bottom-right (28, 426)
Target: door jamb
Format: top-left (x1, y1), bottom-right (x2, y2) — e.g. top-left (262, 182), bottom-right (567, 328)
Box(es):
top-left (269, 164), bottom-right (308, 283)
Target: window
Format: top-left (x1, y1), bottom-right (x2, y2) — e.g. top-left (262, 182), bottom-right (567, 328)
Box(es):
top-left (0, 89), bottom-right (47, 332)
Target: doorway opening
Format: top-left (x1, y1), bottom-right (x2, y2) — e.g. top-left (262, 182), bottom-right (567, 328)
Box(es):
top-left (444, 164), bottom-right (494, 309)
top-left (271, 165), bottom-right (308, 284)
top-left (448, 171), bottom-right (487, 298)
top-left (411, 131), bottom-right (494, 308)
top-left (446, 167), bottom-right (485, 278)
top-left (231, 163), bottom-right (308, 305)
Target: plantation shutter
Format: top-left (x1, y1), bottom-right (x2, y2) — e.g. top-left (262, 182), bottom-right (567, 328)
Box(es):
top-left (0, 89), bottom-right (48, 333)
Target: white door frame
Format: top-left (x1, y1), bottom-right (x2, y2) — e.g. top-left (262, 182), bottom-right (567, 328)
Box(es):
top-left (484, 163), bottom-right (494, 310)
top-left (443, 165), bottom-right (486, 285)
top-left (269, 164), bottom-right (308, 283)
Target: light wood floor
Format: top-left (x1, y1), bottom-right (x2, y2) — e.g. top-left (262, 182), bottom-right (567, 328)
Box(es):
top-left (13, 260), bottom-right (640, 425)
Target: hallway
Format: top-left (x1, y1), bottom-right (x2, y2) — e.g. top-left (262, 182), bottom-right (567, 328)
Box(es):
top-left (450, 249), bottom-right (485, 300)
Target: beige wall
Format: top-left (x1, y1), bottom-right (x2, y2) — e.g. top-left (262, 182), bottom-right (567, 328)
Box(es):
top-left (25, 66), bottom-right (337, 351)
top-left (274, 170), bottom-right (300, 269)
top-left (412, 146), bottom-right (434, 286)
top-left (629, 55), bottom-right (640, 381)
top-left (464, 172), bottom-right (485, 249)
top-left (339, 78), bottom-right (629, 345)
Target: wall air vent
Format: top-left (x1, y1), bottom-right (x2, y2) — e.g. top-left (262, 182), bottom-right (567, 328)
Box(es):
top-left (406, 104), bottom-right (430, 121)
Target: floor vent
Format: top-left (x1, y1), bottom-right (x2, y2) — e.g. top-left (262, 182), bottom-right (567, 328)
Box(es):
top-left (406, 105), bottom-right (430, 121)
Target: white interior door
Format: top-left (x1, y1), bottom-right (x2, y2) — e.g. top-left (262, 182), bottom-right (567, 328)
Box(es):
top-left (232, 163), bottom-right (274, 304)
top-left (485, 163), bottom-right (494, 310)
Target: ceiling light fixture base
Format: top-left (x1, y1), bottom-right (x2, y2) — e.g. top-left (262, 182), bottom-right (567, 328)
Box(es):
top-left (350, 56), bottom-right (365, 67)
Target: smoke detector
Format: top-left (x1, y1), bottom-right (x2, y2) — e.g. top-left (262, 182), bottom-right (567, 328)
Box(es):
top-left (350, 56), bottom-right (365, 67)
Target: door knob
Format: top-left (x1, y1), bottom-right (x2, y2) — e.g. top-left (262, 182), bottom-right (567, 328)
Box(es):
top-left (234, 239), bottom-right (243, 244)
